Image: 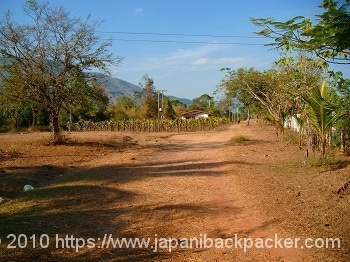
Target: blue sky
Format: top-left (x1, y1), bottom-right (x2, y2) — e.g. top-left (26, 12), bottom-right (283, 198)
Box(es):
top-left (1, 0), bottom-right (346, 100)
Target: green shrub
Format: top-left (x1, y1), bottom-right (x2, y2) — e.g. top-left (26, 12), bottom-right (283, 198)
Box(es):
top-left (283, 130), bottom-right (299, 144)
top-left (0, 144), bottom-right (20, 160)
top-left (306, 152), bottom-right (343, 168)
top-left (231, 135), bottom-right (250, 143)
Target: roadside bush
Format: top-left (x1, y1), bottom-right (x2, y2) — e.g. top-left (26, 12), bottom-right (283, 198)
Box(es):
top-left (231, 135), bottom-right (250, 143)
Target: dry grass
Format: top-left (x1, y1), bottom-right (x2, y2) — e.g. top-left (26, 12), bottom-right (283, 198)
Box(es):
top-left (0, 124), bottom-right (349, 261)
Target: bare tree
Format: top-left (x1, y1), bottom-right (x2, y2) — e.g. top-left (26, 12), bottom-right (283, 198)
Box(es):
top-left (0, 1), bottom-right (122, 143)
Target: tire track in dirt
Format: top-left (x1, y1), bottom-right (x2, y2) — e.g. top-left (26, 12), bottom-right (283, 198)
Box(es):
top-left (141, 123), bottom-right (311, 261)
top-left (74, 123), bottom-right (312, 261)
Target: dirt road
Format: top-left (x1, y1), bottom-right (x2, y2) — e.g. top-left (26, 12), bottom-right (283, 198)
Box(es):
top-left (1, 121), bottom-right (348, 261)
top-left (73, 122), bottom-right (310, 261)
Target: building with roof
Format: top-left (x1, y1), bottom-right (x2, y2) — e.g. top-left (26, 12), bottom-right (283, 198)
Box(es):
top-left (181, 110), bottom-right (211, 119)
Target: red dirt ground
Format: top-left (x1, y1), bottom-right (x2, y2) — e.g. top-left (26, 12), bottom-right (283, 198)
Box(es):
top-left (0, 121), bottom-right (349, 261)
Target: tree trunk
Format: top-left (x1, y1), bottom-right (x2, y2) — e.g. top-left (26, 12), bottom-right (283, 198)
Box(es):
top-left (246, 105), bottom-right (251, 126)
top-left (341, 132), bottom-right (350, 156)
top-left (274, 117), bottom-right (284, 138)
top-left (32, 105), bottom-right (35, 126)
top-left (49, 111), bottom-right (61, 144)
top-left (320, 135), bottom-right (327, 159)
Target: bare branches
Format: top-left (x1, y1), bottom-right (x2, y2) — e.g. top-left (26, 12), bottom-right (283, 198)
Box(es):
top-left (0, 1), bottom-right (122, 143)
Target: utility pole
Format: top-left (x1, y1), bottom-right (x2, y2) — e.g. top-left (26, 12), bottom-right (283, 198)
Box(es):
top-left (161, 91), bottom-right (165, 119)
top-left (157, 89), bottom-right (166, 119)
top-left (157, 91), bottom-right (160, 120)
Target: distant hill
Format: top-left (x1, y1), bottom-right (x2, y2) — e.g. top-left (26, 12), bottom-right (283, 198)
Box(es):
top-left (168, 96), bottom-right (192, 106)
top-left (93, 73), bottom-right (192, 105)
top-left (98, 74), bottom-right (142, 99)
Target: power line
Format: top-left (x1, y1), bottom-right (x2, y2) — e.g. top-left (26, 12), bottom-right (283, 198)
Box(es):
top-left (96, 30), bottom-right (263, 39)
top-left (97, 30), bottom-right (267, 45)
top-left (101, 38), bottom-right (266, 45)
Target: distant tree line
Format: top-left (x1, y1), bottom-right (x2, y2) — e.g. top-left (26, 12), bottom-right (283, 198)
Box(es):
top-left (0, 69), bottom-right (228, 134)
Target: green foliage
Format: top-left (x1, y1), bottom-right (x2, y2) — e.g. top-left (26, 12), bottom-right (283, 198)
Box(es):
top-left (302, 81), bottom-right (345, 158)
top-left (333, 76), bottom-right (350, 154)
top-left (0, 144), bottom-right (20, 160)
top-left (251, 0), bottom-right (350, 64)
top-left (218, 54), bottom-right (333, 137)
top-left (170, 99), bottom-right (188, 117)
top-left (219, 67), bottom-right (290, 135)
top-left (189, 94), bottom-right (214, 112)
top-left (137, 74), bottom-right (177, 120)
top-left (107, 96), bottom-right (140, 121)
top-left (139, 74), bottom-right (158, 119)
top-left (306, 152), bottom-right (342, 168)
top-left (283, 129), bottom-right (300, 145)
top-left (0, 100), bottom-right (50, 131)
top-left (163, 98), bottom-right (177, 119)
top-left (231, 135), bottom-right (250, 143)
top-left (0, 1), bottom-right (121, 143)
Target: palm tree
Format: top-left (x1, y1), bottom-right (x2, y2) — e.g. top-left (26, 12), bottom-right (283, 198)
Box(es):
top-left (302, 81), bottom-right (345, 159)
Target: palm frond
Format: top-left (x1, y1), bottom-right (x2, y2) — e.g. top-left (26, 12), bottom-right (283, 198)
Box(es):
top-left (302, 80), bottom-right (345, 135)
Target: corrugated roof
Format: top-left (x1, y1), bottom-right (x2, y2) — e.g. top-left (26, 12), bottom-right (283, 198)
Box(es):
top-left (181, 110), bottom-right (210, 118)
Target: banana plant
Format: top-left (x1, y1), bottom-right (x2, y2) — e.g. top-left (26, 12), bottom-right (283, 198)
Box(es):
top-left (302, 80), bottom-right (345, 159)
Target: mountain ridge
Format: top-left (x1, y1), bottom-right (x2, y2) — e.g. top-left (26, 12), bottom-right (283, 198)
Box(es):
top-left (97, 74), bottom-right (192, 106)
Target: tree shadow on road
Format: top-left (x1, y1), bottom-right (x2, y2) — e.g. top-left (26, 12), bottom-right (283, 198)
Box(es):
top-left (0, 154), bottom-right (246, 261)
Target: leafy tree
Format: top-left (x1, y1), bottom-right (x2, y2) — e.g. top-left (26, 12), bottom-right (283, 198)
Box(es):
top-left (302, 81), bottom-right (345, 159)
top-left (219, 53), bottom-right (329, 131)
top-left (189, 94), bottom-right (214, 111)
top-left (139, 74), bottom-right (158, 119)
top-left (107, 96), bottom-right (139, 120)
top-left (251, 0), bottom-right (350, 64)
top-left (0, 1), bottom-right (121, 143)
top-left (63, 78), bottom-right (110, 125)
top-left (163, 98), bottom-right (176, 119)
top-left (1, 100), bottom-right (32, 131)
top-left (219, 67), bottom-right (293, 136)
top-left (217, 70), bottom-right (263, 124)
top-left (274, 54), bottom-right (327, 140)
top-left (170, 99), bottom-right (187, 117)
top-left (332, 73), bottom-right (350, 154)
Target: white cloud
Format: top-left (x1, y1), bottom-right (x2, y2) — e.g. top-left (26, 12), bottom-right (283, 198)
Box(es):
top-left (191, 56), bottom-right (248, 69)
top-left (140, 45), bottom-right (224, 70)
top-left (212, 57), bottom-right (246, 65)
top-left (135, 8), bottom-right (143, 13)
top-left (192, 58), bottom-right (209, 65)
top-left (117, 44), bottom-right (252, 79)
